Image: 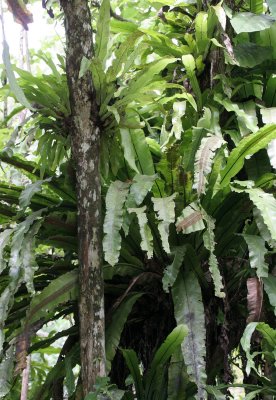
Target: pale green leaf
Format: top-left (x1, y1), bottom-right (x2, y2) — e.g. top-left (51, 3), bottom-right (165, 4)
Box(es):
top-left (152, 193), bottom-right (177, 253)
top-left (243, 235), bottom-right (269, 278)
top-left (130, 129), bottom-right (155, 175)
top-left (163, 246), bottom-right (187, 293)
top-left (171, 101), bottom-right (186, 140)
top-left (128, 206), bottom-right (153, 258)
top-left (202, 211), bottom-right (225, 298)
top-left (195, 12), bottom-right (209, 54)
top-left (0, 229), bottom-right (13, 274)
top-left (176, 202), bottom-right (205, 234)
top-left (220, 124), bottom-right (276, 187)
top-left (103, 181), bottom-right (130, 266)
top-left (253, 207), bottom-right (275, 248)
top-left (95, 0), bottom-right (110, 64)
top-left (234, 43), bottom-right (272, 68)
top-left (172, 270), bottom-right (206, 399)
top-left (182, 55), bottom-right (202, 110)
top-left (167, 348), bottom-right (186, 400)
top-left (231, 13), bottom-right (275, 34)
top-left (106, 293), bottom-right (143, 373)
top-left (126, 174), bottom-right (157, 207)
top-left (0, 345), bottom-right (15, 398)
top-left (120, 128), bottom-right (140, 173)
top-left (240, 322), bottom-right (259, 375)
top-left (79, 56), bottom-right (91, 79)
top-left (268, 139), bottom-right (276, 169)
top-left (193, 135), bottom-right (225, 195)
top-left (267, 0), bottom-right (276, 17)
top-left (19, 178), bottom-right (51, 210)
top-left (2, 40), bottom-right (33, 110)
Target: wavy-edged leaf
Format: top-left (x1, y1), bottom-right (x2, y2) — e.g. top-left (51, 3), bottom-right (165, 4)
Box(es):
top-left (243, 235), bottom-right (269, 278)
top-left (0, 344), bottom-right (15, 398)
top-left (220, 124), bottom-right (276, 187)
top-left (246, 277), bottom-right (263, 323)
top-left (126, 174), bottom-right (157, 207)
top-left (253, 207), bottom-right (275, 247)
top-left (230, 12), bottom-right (275, 34)
top-left (268, 139), bottom-right (276, 169)
top-left (267, 0), bottom-right (276, 17)
top-left (103, 181), bottom-right (130, 266)
top-left (2, 40), bottom-right (33, 110)
top-left (25, 270), bottom-right (78, 326)
top-left (234, 43), bottom-right (272, 68)
top-left (128, 206), bottom-right (153, 258)
top-left (182, 55), bottom-right (202, 110)
top-left (152, 193), bottom-right (177, 253)
top-left (240, 322), bottom-right (259, 375)
top-left (171, 101), bottom-right (186, 140)
top-left (0, 229), bottom-right (13, 274)
top-left (202, 211), bottom-right (225, 298)
top-left (95, 0), bottom-right (110, 64)
top-left (172, 270), bottom-right (206, 399)
top-left (121, 349), bottom-right (144, 400)
top-left (193, 135), bottom-right (225, 195)
top-left (163, 246), bottom-right (187, 293)
top-left (263, 274), bottom-right (276, 315)
top-left (106, 293), bottom-right (143, 373)
top-left (19, 178), bottom-right (52, 210)
top-left (176, 202), bottom-right (204, 234)
top-left (247, 187), bottom-right (276, 241)
top-left (144, 325), bottom-right (188, 399)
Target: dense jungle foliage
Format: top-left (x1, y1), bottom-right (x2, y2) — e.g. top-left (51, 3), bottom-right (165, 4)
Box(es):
top-left (0, 0), bottom-right (276, 398)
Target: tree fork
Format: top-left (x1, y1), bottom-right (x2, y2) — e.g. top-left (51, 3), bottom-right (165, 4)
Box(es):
top-left (60, 0), bottom-right (106, 395)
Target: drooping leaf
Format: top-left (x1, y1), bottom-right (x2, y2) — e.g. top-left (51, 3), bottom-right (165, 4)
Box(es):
top-left (126, 174), bottom-right (157, 207)
top-left (240, 322), bottom-right (259, 375)
top-left (193, 135), bottom-right (225, 195)
top-left (234, 43), bottom-right (272, 68)
top-left (267, 0), bottom-right (276, 17)
top-left (95, 0), bottom-right (110, 64)
top-left (144, 325), bottom-right (188, 399)
top-left (0, 229), bottom-right (13, 274)
top-left (106, 293), bottom-right (143, 373)
top-left (230, 12), bottom-right (275, 34)
top-left (152, 193), bottom-right (177, 253)
top-left (202, 211), bottom-right (225, 298)
top-left (246, 277), bottom-right (263, 323)
top-left (253, 207), bottom-right (275, 248)
top-left (162, 246), bottom-right (187, 293)
top-left (263, 274), bottom-right (276, 316)
top-left (128, 206), bottom-right (153, 259)
top-left (220, 124), bottom-right (276, 187)
top-left (176, 202), bottom-right (205, 234)
top-left (19, 178), bottom-right (52, 210)
top-left (130, 129), bottom-right (155, 175)
top-left (243, 235), bottom-right (269, 278)
top-left (167, 348), bottom-right (187, 400)
top-left (103, 181), bottom-right (130, 266)
top-left (172, 270), bottom-right (206, 399)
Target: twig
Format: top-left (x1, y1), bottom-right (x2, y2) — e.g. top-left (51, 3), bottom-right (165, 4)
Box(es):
top-left (20, 355), bottom-right (31, 400)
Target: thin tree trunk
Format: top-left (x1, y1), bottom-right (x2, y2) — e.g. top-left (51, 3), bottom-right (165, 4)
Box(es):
top-left (60, 0), bottom-right (106, 395)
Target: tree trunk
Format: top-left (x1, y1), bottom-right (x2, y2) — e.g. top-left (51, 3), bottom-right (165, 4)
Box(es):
top-left (60, 0), bottom-right (106, 395)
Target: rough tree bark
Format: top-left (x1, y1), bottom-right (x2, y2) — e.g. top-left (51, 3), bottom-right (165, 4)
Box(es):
top-left (60, 0), bottom-right (106, 395)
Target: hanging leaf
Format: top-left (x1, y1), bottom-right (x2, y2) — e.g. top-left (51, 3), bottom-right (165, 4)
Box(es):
top-left (0, 229), bottom-right (13, 274)
top-left (202, 211), bottom-right (225, 298)
top-left (95, 0), bottom-right (110, 64)
top-left (152, 193), bottom-right (177, 253)
top-left (263, 274), bottom-right (276, 316)
top-left (220, 124), bottom-right (276, 187)
top-left (162, 246), bottom-right (187, 293)
top-left (172, 270), bottom-right (207, 399)
top-left (128, 206), bottom-right (153, 258)
top-left (19, 178), bottom-right (52, 210)
top-left (167, 348), bottom-right (187, 400)
top-left (193, 135), bottom-right (225, 195)
top-left (103, 181), bottom-right (130, 266)
top-left (246, 277), bottom-right (263, 323)
top-left (253, 207), bottom-right (275, 248)
top-left (126, 174), bottom-right (157, 207)
top-left (0, 344), bottom-right (15, 398)
top-left (243, 235), bottom-right (269, 278)
top-left (267, 0), bottom-right (276, 17)
top-left (230, 12), bottom-right (275, 34)
top-left (176, 202), bottom-right (205, 234)
top-left (130, 129), bottom-right (155, 175)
